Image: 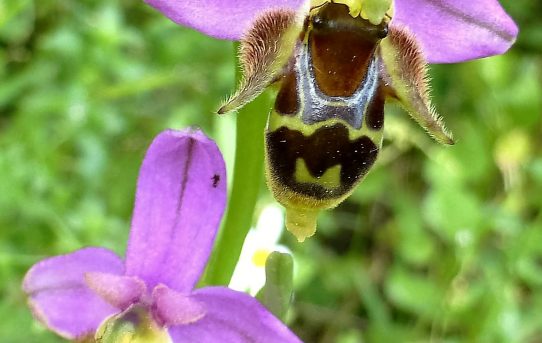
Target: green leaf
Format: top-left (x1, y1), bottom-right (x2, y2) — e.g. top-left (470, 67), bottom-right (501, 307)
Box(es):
top-left (423, 183), bottom-right (483, 243)
top-left (385, 265), bottom-right (443, 319)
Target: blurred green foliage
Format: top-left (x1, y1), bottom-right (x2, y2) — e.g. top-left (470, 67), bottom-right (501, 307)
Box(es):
top-left (1, 0), bottom-right (541, 342)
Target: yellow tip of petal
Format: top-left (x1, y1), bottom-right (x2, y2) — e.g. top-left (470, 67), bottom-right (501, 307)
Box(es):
top-left (285, 208), bottom-right (319, 242)
top-left (315, 0), bottom-right (393, 24)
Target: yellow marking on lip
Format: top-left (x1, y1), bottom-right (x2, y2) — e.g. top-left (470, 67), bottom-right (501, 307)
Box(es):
top-left (285, 207), bottom-right (319, 242)
top-left (96, 306), bottom-right (173, 343)
top-left (268, 111), bottom-right (383, 143)
top-left (295, 159), bottom-right (342, 188)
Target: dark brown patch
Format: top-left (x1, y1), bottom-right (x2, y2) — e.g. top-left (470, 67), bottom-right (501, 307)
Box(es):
top-left (274, 71), bottom-right (299, 115)
top-left (308, 3), bottom-right (386, 97)
top-left (310, 32), bottom-right (375, 97)
top-left (365, 82), bottom-right (385, 130)
top-left (266, 123), bottom-right (378, 199)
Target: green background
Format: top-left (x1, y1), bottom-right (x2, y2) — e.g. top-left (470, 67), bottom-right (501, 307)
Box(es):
top-left (1, 0), bottom-right (541, 342)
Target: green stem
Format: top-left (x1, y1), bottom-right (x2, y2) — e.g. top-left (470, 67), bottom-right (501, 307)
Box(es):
top-left (204, 44), bottom-right (272, 285)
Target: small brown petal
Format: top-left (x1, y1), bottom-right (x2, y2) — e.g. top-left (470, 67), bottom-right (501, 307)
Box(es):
top-left (219, 8), bottom-right (302, 114)
top-left (380, 25), bottom-right (454, 145)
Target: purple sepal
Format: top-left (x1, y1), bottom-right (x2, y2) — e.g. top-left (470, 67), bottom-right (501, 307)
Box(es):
top-left (168, 287), bottom-right (302, 343)
top-left (144, 0), bottom-right (305, 40)
top-left (22, 247), bottom-right (123, 339)
top-left (393, 0), bottom-right (518, 63)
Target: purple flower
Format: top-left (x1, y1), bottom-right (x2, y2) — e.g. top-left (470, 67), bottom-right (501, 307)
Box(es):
top-left (144, 0), bottom-right (517, 63)
top-left (23, 129), bottom-right (301, 342)
top-left (143, 1), bottom-right (517, 241)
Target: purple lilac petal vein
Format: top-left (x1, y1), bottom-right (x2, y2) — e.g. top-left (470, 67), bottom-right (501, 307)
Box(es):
top-left (23, 129), bottom-right (301, 342)
top-left (125, 129), bottom-right (227, 292)
top-left (144, 0), bottom-right (518, 63)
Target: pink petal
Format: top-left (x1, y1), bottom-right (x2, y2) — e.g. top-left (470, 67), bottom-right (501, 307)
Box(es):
top-left (168, 287), bottom-right (301, 343)
top-left (144, 0), bottom-right (304, 40)
top-left (125, 129), bottom-right (227, 292)
top-left (152, 284), bottom-right (206, 326)
top-left (85, 273), bottom-right (147, 310)
top-left (393, 0), bottom-right (518, 63)
top-left (22, 247), bottom-right (123, 339)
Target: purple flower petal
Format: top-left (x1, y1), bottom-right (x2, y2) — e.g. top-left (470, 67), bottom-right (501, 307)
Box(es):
top-left (393, 0), bottom-right (518, 63)
top-left (125, 129), bottom-right (227, 292)
top-left (152, 284), bottom-right (206, 326)
top-left (144, 0), bottom-right (304, 40)
top-left (22, 247), bottom-right (123, 339)
top-left (169, 287), bottom-right (301, 343)
top-left (85, 273), bottom-right (146, 310)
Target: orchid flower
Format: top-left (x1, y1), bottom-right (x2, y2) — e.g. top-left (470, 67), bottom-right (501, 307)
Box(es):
top-left (143, 0), bottom-right (518, 242)
top-left (22, 129), bottom-right (301, 342)
top-left (230, 204), bottom-right (291, 296)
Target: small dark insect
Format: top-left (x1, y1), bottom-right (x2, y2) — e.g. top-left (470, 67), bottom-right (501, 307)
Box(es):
top-left (212, 174), bottom-right (220, 188)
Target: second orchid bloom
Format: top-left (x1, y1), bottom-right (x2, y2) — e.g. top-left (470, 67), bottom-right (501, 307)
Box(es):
top-left (23, 130), bottom-right (301, 343)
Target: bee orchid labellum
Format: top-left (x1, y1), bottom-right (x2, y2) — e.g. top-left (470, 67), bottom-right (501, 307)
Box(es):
top-left (219, 0), bottom-right (453, 242)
